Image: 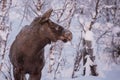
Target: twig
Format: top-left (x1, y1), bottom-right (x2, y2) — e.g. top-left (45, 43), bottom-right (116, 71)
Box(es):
top-left (28, 5), bottom-right (40, 16)
top-left (96, 30), bottom-right (109, 43)
top-left (0, 70), bottom-right (8, 80)
top-left (18, 0), bottom-right (29, 27)
top-left (57, 0), bottom-right (70, 22)
top-left (78, 17), bottom-right (86, 32)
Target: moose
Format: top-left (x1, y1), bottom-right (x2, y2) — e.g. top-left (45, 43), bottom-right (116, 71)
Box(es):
top-left (9, 9), bottom-right (72, 80)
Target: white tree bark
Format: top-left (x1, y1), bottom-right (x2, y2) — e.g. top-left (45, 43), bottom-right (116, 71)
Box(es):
top-left (0, 0), bottom-right (12, 80)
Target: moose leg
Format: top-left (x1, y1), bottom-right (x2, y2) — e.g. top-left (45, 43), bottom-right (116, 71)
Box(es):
top-left (13, 67), bottom-right (25, 80)
top-left (29, 72), bottom-right (42, 80)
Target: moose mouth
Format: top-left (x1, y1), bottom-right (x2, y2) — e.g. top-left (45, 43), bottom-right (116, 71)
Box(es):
top-left (62, 36), bottom-right (72, 42)
top-left (60, 30), bottom-right (72, 42)
top-left (62, 39), bottom-right (69, 42)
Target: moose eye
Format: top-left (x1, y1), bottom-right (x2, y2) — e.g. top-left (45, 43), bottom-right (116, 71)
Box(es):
top-left (55, 27), bottom-right (59, 30)
top-left (56, 26), bottom-right (63, 31)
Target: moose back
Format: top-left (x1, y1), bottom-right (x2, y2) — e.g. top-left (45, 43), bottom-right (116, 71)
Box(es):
top-left (9, 9), bottom-right (72, 80)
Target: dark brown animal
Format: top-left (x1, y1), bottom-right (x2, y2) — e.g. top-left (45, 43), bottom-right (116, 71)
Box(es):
top-left (9, 9), bottom-right (72, 80)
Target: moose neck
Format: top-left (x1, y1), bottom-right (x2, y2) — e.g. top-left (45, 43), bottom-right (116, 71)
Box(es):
top-left (30, 23), bottom-right (51, 50)
top-left (38, 38), bottom-right (51, 50)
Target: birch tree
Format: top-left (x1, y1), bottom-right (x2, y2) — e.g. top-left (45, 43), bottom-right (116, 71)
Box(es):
top-left (0, 0), bottom-right (12, 80)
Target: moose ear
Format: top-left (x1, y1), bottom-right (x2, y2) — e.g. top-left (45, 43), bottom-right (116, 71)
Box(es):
top-left (41, 9), bottom-right (53, 23)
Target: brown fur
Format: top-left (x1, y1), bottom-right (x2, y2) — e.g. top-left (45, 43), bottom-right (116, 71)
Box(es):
top-left (9, 9), bottom-right (72, 80)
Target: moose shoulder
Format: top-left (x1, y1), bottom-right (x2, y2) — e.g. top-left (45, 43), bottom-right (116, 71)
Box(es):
top-left (9, 9), bottom-right (72, 80)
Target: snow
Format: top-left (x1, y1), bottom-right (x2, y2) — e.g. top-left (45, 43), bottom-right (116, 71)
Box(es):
top-left (106, 22), bottom-right (113, 29)
top-left (112, 26), bottom-right (120, 34)
top-left (104, 5), bottom-right (115, 9)
top-left (84, 55), bottom-right (95, 76)
top-left (78, 17), bottom-right (84, 24)
top-left (9, 11), bottom-right (21, 21)
top-left (1, 0), bottom-right (120, 80)
top-left (84, 30), bottom-right (94, 41)
top-left (0, 30), bottom-right (8, 41)
top-left (93, 22), bottom-right (101, 29)
top-left (51, 0), bottom-right (64, 10)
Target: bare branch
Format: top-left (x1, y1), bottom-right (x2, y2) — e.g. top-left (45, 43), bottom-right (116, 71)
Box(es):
top-left (18, 0), bottom-right (29, 27)
top-left (28, 5), bottom-right (40, 16)
top-left (78, 17), bottom-right (86, 32)
top-left (96, 30), bottom-right (110, 43)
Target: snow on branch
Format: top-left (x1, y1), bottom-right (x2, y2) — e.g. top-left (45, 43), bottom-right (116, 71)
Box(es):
top-left (89, 0), bottom-right (100, 30)
top-left (84, 55), bottom-right (95, 76)
top-left (103, 5), bottom-right (116, 9)
top-left (84, 30), bottom-right (94, 41)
